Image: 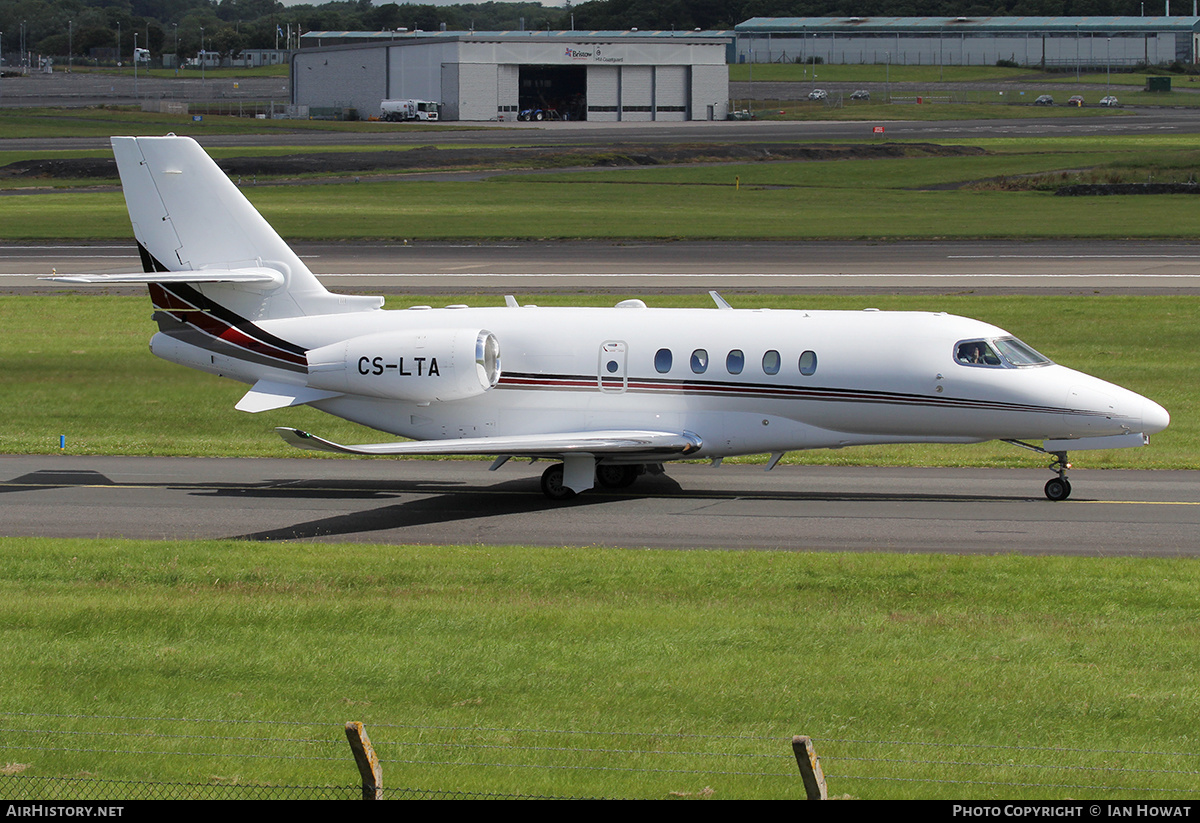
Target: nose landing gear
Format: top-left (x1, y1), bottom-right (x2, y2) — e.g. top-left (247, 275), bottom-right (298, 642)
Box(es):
top-left (1004, 440), bottom-right (1073, 501)
top-left (1043, 451), bottom-right (1072, 501)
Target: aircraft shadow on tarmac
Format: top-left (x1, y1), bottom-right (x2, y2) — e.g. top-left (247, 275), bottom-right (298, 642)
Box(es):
top-left (2, 467), bottom-right (1055, 544)
top-left (1, 469), bottom-right (118, 493)
top-left (200, 476), bottom-right (1037, 543)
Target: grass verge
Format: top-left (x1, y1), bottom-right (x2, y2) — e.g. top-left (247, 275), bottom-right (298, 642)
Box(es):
top-left (4, 135), bottom-right (1200, 239)
top-left (6, 176), bottom-right (1200, 241)
top-left (1, 536), bottom-right (1198, 799)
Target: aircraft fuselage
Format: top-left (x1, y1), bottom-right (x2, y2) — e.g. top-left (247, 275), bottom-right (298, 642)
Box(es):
top-left (149, 299), bottom-right (1167, 459)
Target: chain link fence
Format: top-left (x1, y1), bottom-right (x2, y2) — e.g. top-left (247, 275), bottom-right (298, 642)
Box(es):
top-left (3, 712), bottom-right (1197, 799)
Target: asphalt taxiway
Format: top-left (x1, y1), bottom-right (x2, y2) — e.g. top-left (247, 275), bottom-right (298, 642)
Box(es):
top-left (2, 455), bottom-right (1196, 555)
top-left (6, 239), bottom-right (1200, 295)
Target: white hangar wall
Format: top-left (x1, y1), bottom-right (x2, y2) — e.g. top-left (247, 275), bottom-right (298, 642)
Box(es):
top-left (292, 34), bottom-right (730, 122)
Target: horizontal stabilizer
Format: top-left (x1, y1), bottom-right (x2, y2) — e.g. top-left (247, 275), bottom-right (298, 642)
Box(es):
top-left (40, 268), bottom-right (285, 286)
top-left (275, 427), bottom-right (703, 458)
top-left (235, 380), bottom-right (343, 413)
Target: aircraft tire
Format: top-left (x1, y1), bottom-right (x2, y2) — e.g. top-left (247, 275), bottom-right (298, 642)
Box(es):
top-left (1044, 477), bottom-right (1071, 502)
top-left (540, 464), bottom-right (576, 501)
top-left (596, 464), bottom-right (639, 489)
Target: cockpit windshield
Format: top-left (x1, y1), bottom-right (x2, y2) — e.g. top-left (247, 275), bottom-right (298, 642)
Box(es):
top-left (992, 337), bottom-right (1052, 367)
top-left (956, 337), bottom-right (1053, 369)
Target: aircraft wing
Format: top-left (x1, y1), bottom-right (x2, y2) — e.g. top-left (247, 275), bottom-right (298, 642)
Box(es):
top-left (275, 427), bottom-right (703, 458)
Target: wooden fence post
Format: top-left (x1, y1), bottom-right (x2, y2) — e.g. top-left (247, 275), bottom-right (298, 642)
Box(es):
top-left (791, 735), bottom-right (827, 800)
top-left (345, 721), bottom-right (382, 800)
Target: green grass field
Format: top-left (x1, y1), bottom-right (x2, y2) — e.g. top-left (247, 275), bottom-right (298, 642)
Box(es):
top-left (2, 536), bottom-right (1199, 799)
top-left (4, 134), bottom-right (1199, 238)
top-left (5, 174), bottom-right (1197, 241)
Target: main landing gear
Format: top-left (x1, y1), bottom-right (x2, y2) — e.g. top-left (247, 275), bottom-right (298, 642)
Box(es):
top-left (539, 463), bottom-right (655, 501)
top-left (1004, 440), bottom-right (1072, 501)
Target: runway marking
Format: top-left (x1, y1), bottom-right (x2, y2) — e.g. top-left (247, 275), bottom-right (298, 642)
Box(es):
top-left (1080, 499), bottom-right (1200, 506)
top-left (948, 254), bottom-right (1200, 260)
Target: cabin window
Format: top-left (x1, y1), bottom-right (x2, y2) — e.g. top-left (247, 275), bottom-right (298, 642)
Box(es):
top-left (762, 350), bottom-right (781, 375)
top-left (726, 349), bottom-right (744, 374)
top-left (655, 348), bottom-right (673, 373)
top-left (798, 350), bottom-right (818, 375)
top-left (691, 349), bottom-right (709, 374)
top-left (605, 360), bottom-right (620, 374)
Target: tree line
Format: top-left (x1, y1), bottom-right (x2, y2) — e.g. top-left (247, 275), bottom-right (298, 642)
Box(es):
top-left (0, 0), bottom-right (1181, 63)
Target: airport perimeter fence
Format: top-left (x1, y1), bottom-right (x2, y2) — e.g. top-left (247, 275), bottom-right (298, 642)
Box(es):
top-left (186, 101), bottom-right (291, 119)
top-left (2, 711), bottom-right (1198, 800)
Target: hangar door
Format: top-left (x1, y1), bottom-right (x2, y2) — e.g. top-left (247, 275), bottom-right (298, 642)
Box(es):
top-left (587, 66), bottom-right (617, 121)
top-left (518, 65), bottom-right (587, 121)
top-left (586, 65), bottom-right (691, 122)
top-left (655, 66), bottom-right (689, 121)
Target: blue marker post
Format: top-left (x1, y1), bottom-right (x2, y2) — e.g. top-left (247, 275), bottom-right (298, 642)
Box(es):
top-left (59, 435), bottom-right (65, 452)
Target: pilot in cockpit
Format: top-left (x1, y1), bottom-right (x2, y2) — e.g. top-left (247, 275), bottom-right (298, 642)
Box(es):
top-left (957, 341), bottom-right (998, 366)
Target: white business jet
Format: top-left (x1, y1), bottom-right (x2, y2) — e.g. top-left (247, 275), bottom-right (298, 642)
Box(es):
top-left (47, 135), bottom-right (1169, 501)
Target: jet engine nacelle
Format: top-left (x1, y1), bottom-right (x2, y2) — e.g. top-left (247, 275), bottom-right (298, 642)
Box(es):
top-left (306, 328), bottom-right (501, 403)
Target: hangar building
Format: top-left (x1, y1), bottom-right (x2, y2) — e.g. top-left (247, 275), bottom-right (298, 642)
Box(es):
top-left (735, 16), bottom-right (1200, 68)
top-left (292, 31), bottom-right (732, 121)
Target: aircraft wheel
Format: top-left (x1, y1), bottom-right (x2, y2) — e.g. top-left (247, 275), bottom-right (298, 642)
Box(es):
top-left (1044, 477), bottom-right (1072, 502)
top-left (596, 464), bottom-right (639, 489)
top-left (540, 464), bottom-right (576, 501)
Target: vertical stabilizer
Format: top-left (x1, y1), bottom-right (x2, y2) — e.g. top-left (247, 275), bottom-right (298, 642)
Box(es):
top-left (112, 135), bottom-right (382, 319)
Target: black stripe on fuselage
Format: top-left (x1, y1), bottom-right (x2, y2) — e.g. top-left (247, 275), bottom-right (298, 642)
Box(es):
top-left (148, 283), bottom-right (308, 372)
top-left (498, 371), bottom-right (1107, 418)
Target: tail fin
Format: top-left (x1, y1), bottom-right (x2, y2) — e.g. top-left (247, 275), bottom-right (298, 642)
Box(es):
top-left (111, 134), bottom-right (381, 320)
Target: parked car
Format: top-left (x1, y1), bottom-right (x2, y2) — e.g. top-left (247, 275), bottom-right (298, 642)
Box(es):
top-left (1068, 95), bottom-right (1085, 107)
top-left (808, 89), bottom-right (828, 100)
top-left (1034, 94), bottom-right (1054, 105)
top-left (850, 89), bottom-right (870, 100)
top-left (1099, 95), bottom-right (1120, 107)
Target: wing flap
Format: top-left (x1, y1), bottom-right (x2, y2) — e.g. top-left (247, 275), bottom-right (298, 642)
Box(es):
top-left (275, 427), bottom-right (703, 458)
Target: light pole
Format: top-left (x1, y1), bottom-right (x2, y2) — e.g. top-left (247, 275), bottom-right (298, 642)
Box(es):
top-left (68, 21), bottom-right (72, 72)
top-left (133, 31), bottom-right (138, 98)
top-left (200, 26), bottom-right (205, 85)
